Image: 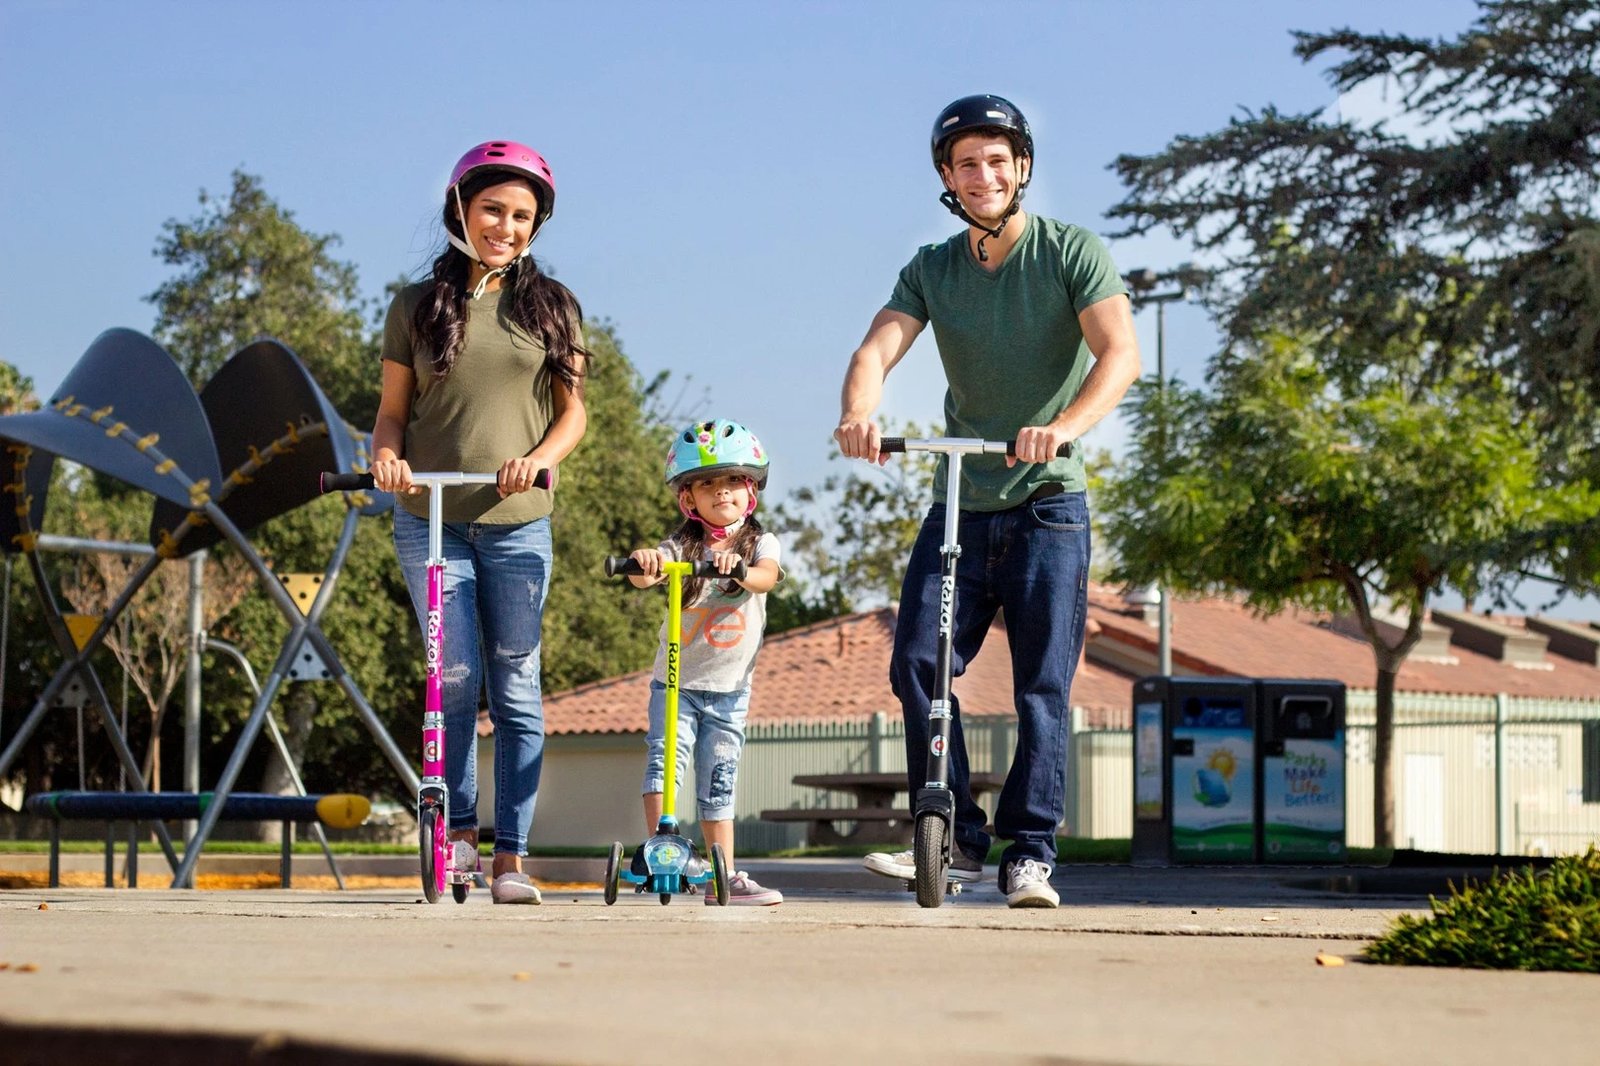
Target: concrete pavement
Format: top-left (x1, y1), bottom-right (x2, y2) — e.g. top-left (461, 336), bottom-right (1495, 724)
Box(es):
top-left (1, 861), bottom-right (1593, 1065)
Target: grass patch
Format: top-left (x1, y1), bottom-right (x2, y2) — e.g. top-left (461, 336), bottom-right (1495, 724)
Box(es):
top-left (1362, 847), bottom-right (1600, 973)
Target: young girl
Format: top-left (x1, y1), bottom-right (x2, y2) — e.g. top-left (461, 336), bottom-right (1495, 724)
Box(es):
top-left (625, 419), bottom-right (784, 905)
top-left (370, 140), bottom-right (589, 904)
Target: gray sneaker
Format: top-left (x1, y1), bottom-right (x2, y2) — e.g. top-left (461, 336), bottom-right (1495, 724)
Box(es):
top-left (707, 870), bottom-right (783, 906)
top-left (862, 848), bottom-right (984, 883)
top-left (1003, 859), bottom-right (1059, 908)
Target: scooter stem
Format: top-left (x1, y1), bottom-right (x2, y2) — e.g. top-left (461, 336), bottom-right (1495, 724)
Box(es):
top-left (659, 560), bottom-right (693, 821)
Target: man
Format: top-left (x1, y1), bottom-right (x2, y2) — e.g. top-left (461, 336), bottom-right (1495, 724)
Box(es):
top-left (834, 94), bottom-right (1140, 908)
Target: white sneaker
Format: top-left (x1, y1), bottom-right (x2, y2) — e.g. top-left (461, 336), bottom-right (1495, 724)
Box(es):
top-left (862, 848), bottom-right (984, 883)
top-left (1004, 859), bottom-right (1059, 908)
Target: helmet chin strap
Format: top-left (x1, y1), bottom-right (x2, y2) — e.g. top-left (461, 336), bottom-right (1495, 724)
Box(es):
top-left (940, 190), bottom-right (1021, 263)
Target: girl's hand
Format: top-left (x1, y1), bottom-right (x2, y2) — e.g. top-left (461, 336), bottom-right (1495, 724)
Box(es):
top-left (498, 456), bottom-right (548, 498)
top-left (371, 457), bottom-right (417, 494)
top-left (630, 548), bottom-right (663, 578)
top-left (709, 550), bottom-right (742, 575)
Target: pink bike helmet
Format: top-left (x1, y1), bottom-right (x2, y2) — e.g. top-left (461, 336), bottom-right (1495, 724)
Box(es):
top-left (445, 140), bottom-right (556, 263)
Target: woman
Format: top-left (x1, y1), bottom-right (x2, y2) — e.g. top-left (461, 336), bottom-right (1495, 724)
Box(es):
top-left (370, 141), bottom-right (588, 904)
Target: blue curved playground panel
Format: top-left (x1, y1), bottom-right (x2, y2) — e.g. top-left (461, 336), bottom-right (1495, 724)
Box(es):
top-left (148, 338), bottom-right (384, 554)
top-left (0, 329), bottom-right (222, 514)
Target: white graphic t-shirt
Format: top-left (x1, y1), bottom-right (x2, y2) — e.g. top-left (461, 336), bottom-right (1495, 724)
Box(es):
top-left (649, 532), bottom-right (782, 693)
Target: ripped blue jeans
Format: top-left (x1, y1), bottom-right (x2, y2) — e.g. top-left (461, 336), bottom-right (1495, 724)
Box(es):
top-left (392, 506), bottom-right (551, 855)
top-left (641, 681), bottom-right (748, 821)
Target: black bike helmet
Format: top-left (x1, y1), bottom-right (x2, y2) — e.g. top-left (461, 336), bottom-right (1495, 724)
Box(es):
top-left (931, 94), bottom-right (1034, 171)
top-left (930, 94), bottom-right (1034, 261)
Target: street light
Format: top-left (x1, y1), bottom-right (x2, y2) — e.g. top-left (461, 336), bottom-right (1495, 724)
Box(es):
top-left (1122, 266), bottom-right (1194, 677)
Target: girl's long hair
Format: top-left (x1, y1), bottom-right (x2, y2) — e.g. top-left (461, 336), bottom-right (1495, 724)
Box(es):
top-left (665, 514), bottom-right (765, 606)
top-left (412, 170), bottom-right (588, 390)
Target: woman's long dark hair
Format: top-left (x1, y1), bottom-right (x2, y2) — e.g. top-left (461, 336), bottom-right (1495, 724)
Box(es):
top-left (666, 513), bottom-right (765, 606)
top-left (413, 170), bottom-right (588, 390)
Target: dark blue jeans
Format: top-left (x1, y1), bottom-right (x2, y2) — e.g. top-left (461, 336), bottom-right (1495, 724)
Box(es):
top-left (890, 491), bottom-right (1090, 870)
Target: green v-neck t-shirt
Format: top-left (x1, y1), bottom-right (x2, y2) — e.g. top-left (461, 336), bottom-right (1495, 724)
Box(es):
top-left (883, 214), bottom-right (1127, 511)
top-left (381, 282), bottom-right (557, 524)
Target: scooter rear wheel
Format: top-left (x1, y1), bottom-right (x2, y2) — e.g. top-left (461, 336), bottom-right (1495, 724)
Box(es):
top-left (418, 805), bottom-right (445, 904)
top-left (604, 841), bottom-right (623, 906)
top-left (452, 881), bottom-right (469, 904)
top-left (913, 811), bottom-right (948, 909)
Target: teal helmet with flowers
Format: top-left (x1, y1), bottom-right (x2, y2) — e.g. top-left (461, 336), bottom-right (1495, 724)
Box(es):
top-left (664, 419), bottom-right (769, 489)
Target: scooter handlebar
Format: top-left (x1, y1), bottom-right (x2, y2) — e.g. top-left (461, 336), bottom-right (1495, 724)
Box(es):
top-left (320, 471), bottom-right (375, 493)
top-left (878, 437), bottom-right (1075, 459)
top-left (603, 556), bottom-right (748, 580)
top-left (318, 469), bottom-right (551, 494)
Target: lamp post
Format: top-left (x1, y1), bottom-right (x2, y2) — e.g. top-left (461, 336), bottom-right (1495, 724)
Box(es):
top-left (1122, 267), bottom-right (1192, 676)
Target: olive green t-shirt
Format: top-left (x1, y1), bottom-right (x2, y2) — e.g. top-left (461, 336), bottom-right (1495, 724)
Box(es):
top-left (381, 283), bottom-right (556, 524)
top-left (884, 214), bottom-right (1128, 511)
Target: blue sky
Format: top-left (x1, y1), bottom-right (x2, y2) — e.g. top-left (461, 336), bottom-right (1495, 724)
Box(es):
top-left (12, 0), bottom-right (1583, 616)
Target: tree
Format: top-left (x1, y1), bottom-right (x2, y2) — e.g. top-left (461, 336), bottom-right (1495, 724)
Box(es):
top-left (1101, 334), bottom-right (1597, 846)
top-left (1103, 0), bottom-right (1600, 846)
top-left (147, 170), bottom-right (379, 427)
top-left (768, 421), bottom-right (941, 612)
top-left (1108, 0), bottom-right (1600, 583)
top-left (56, 476), bottom-right (253, 789)
top-left (0, 361), bottom-right (37, 415)
top-left (539, 321), bottom-right (682, 691)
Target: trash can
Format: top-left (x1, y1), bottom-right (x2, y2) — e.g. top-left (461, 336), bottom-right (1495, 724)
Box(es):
top-left (1131, 676), bottom-right (1259, 865)
top-left (1256, 679), bottom-right (1346, 863)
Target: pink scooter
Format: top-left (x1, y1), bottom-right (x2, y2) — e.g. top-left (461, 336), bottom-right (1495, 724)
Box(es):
top-left (322, 468), bottom-right (548, 903)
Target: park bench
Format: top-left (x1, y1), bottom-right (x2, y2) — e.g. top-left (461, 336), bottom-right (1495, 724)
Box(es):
top-left (760, 772), bottom-right (1004, 846)
top-left (25, 791), bottom-right (370, 888)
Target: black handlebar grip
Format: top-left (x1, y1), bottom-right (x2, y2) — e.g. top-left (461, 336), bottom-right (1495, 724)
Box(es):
top-left (1005, 440), bottom-right (1075, 459)
top-left (603, 557), bottom-right (748, 580)
top-left (320, 469), bottom-right (550, 494)
top-left (603, 556), bottom-right (642, 577)
top-left (320, 471), bottom-right (375, 494)
top-left (874, 438), bottom-right (1072, 458)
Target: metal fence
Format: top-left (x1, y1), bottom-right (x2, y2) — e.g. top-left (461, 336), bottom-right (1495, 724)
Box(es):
top-left (737, 693), bottom-right (1600, 856)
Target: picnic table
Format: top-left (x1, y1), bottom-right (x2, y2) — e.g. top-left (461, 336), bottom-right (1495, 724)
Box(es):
top-left (760, 771), bottom-right (1005, 846)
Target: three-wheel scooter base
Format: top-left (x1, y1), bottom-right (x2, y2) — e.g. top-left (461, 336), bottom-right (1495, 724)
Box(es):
top-left (604, 823), bottom-right (729, 906)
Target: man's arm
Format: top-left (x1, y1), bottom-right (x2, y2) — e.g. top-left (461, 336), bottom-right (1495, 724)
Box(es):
top-left (834, 308), bottom-right (925, 464)
top-left (1010, 294), bottom-right (1142, 466)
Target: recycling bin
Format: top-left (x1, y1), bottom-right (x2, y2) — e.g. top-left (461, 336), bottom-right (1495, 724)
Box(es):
top-left (1256, 679), bottom-right (1346, 863)
top-left (1131, 676), bottom-right (1258, 865)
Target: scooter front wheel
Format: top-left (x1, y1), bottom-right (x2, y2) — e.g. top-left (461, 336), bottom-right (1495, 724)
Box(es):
top-left (452, 881), bottom-right (469, 904)
top-left (418, 805), bottom-right (446, 904)
top-left (913, 811), bottom-right (948, 909)
top-left (604, 841), bottom-right (623, 906)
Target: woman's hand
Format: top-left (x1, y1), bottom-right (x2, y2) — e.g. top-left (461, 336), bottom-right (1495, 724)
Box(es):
top-left (497, 456), bottom-right (549, 498)
top-left (370, 457), bottom-right (417, 494)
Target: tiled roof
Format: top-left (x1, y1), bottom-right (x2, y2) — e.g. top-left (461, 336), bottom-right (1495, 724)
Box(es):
top-left (1086, 586), bottom-right (1600, 701)
top-left (536, 585), bottom-right (1600, 737)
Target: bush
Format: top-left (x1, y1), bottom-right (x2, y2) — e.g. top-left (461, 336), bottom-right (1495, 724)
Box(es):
top-left (1363, 848), bottom-right (1600, 973)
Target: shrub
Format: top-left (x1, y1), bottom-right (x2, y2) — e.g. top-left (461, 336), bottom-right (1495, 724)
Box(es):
top-left (1362, 848), bottom-right (1600, 973)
